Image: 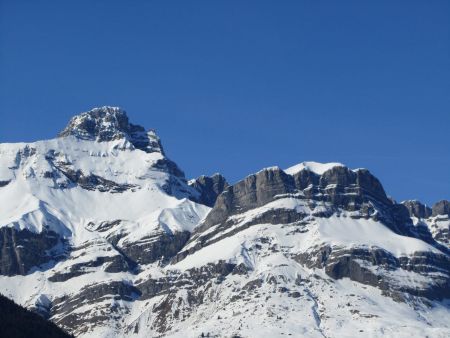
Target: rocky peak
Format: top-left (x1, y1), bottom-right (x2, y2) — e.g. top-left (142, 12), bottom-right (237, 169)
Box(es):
top-left (200, 163), bottom-right (394, 232)
top-left (402, 200), bottom-right (432, 218)
top-left (188, 173), bottom-right (229, 207)
top-left (58, 106), bottom-right (164, 154)
top-left (432, 200), bottom-right (450, 217)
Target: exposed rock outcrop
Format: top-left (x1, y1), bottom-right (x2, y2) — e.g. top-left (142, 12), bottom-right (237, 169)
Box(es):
top-left (295, 245), bottom-right (450, 301)
top-left (178, 165), bottom-right (428, 264)
top-left (200, 166), bottom-right (396, 230)
top-left (58, 106), bottom-right (164, 154)
top-left (0, 228), bottom-right (65, 276)
top-left (188, 173), bottom-right (229, 207)
top-left (432, 200), bottom-right (450, 217)
top-left (402, 200), bottom-right (432, 218)
top-left (108, 230), bottom-right (191, 265)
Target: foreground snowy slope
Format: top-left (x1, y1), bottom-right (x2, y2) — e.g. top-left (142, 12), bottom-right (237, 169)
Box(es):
top-left (0, 107), bottom-right (449, 337)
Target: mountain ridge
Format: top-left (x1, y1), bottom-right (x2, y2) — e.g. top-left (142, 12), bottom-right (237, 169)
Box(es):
top-left (0, 106), bottom-right (449, 337)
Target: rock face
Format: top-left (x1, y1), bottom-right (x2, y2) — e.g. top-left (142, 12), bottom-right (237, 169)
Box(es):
top-left (51, 281), bottom-right (141, 336)
top-left (402, 200), bottom-right (432, 218)
top-left (202, 165), bottom-right (396, 229)
top-left (295, 245), bottom-right (450, 301)
top-left (172, 164), bottom-right (450, 315)
top-left (106, 228), bottom-right (191, 265)
top-left (0, 110), bottom-right (449, 338)
top-left (0, 228), bottom-right (65, 276)
top-left (405, 199), bottom-right (450, 250)
top-left (188, 174), bottom-right (229, 207)
top-left (433, 200), bottom-right (450, 217)
top-left (182, 165), bottom-right (426, 262)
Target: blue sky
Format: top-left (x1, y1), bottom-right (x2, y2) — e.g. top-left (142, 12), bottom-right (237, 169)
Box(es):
top-left (0, 0), bottom-right (449, 205)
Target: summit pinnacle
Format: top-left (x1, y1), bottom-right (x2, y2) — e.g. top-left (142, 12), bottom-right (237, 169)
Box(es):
top-left (58, 106), bottom-right (164, 154)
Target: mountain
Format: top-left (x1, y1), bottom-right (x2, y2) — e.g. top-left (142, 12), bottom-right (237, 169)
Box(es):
top-left (0, 293), bottom-right (73, 338)
top-left (0, 107), bottom-right (449, 338)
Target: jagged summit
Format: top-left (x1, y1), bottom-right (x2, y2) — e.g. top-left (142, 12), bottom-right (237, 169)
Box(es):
top-left (58, 106), bottom-right (164, 153)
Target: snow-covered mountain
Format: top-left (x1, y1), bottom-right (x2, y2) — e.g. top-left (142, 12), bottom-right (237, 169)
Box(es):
top-left (0, 107), bottom-right (449, 338)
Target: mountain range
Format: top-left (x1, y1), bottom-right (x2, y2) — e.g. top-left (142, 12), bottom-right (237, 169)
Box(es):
top-left (0, 107), bottom-right (449, 337)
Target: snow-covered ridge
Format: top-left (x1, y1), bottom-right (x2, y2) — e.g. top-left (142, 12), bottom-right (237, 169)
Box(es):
top-left (284, 161), bottom-right (345, 175)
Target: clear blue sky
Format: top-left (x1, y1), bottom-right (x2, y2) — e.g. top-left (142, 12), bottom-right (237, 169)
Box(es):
top-left (0, 1), bottom-right (449, 205)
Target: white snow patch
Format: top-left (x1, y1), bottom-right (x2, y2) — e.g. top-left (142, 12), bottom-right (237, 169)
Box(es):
top-left (285, 161), bottom-right (345, 175)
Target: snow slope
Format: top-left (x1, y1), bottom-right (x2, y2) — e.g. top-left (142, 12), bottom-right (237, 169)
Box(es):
top-left (0, 135), bottom-right (208, 239)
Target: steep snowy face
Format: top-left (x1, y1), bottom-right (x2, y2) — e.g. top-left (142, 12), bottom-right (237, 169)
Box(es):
top-left (0, 107), bottom-right (217, 336)
top-left (58, 106), bottom-right (164, 154)
top-left (0, 107), bottom-right (198, 236)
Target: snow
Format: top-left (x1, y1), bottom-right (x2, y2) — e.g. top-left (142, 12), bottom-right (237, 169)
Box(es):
top-left (285, 161), bottom-right (345, 175)
top-left (179, 196), bottom-right (442, 271)
top-left (424, 215), bottom-right (450, 248)
top-left (167, 217), bottom-right (450, 338)
top-left (0, 137), bottom-right (209, 245)
top-left (1, 121), bottom-right (449, 338)
top-left (0, 133), bottom-right (213, 336)
top-left (168, 200), bottom-right (450, 338)
top-left (316, 216), bottom-right (441, 256)
top-left (255, 166), bottom-right (281, 175)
